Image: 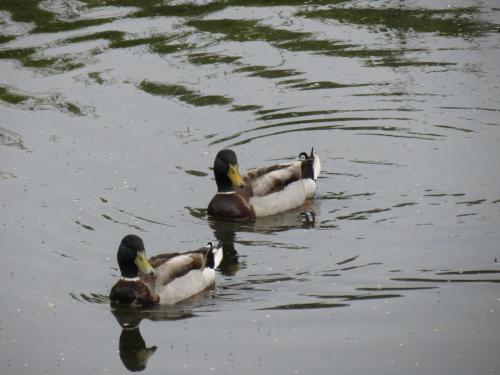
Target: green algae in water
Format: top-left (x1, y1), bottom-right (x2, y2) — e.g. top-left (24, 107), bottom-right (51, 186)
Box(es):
top-left (0, 35), bottom-right (16, 44)
top-left (188, 95), bottom-right (232, 106)
top-left (230, 104), bottom-right (263, 112)
top-left (139, 81), bottom-right (191, 97)
top-left (138, 80), bottom-right (232, 107)
top-left (0, 47), bottom-right (84, 72)
top-left (66, 31), bottom-right (126, 44)
top-left (188, 53), bottom-right (241, 65)
top-left (65, 30), bottom-right (190, 56)
top-left (185, 169), bottom-right (209, 177)
top-left (228, 0), bottom-right (348, 5)
top-left (188, 18), bottom-right (311, 43)
top-left (81, 0), bottom-right (347, 16)
top-left (88, 72), bottom-right (105, 85)
top-left (64, 102), bottom-right (83, 115)
top-left (277, 38), bottom-right (355, 54)
top-left (300, 7), bottom-right (494, 37)
top-left (249, 69), bottom-right (301, 79)
top-left (150, 43), bottom-right (191, 55)
top-left (82, 0), bottom-right (224, 18)
top-left (0, 47), bottom-right (57, 70)
top-left (0, 0), bottom-right (111, 33)
top-left (67, 31), bottom-right (170, 49)
top-left (233, 65), bottom-right (268, 73)
top-left (186, 18), bottom-right (414, 67)
top-left (0, 86), bottom-right (31, 105)
top-left (234, 65), bottom-right (302, 80)
top-left (109, 35), bottom-right (170, 49)
top-left (0, 85), bottom-right (85, 116)
top-left (288, 81), bottom-right (372, 90)
top-left (184, 206), bottom-right (207, 220)
top-left (0, 47), bottom-right (38, 63)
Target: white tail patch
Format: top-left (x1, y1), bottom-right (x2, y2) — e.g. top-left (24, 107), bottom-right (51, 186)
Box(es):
top-left (212, 244), bottom-right (223, 269)
top-left (250, 178), bottom-right (316, 217)
top-left (313, 152), bottom-right (321, 180)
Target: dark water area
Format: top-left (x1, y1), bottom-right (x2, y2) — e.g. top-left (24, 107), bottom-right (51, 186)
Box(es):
top-left (1, 0), bottom-right (499, 374)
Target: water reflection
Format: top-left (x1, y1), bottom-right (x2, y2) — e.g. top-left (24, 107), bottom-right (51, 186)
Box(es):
top-left (118, 328), bottom-right (156, 372)
top-left (112, 310), bottom-right (156, 372)
top-left (111, 306), bottom-right (195, 372)
top-left (204, 205), bottom-right (319, 275)
top-left (391, 269), bottom-right (500, 284)
top-left (1, 0), bottom-right (499, 372)
top-left (208, 217), bottom-right (240, 276)
top-left (301, 6), bottom-right (495, 37)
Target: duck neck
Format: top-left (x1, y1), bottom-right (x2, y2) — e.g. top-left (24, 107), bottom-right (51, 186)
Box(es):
top-left (215, 174), bottom-right (235, 193)
top-left (217, 183), bottom-right (234, 193)
top-left (120, 276), bottom-right (140, 282)
top-left (120, 263), bottom-right (139, 279)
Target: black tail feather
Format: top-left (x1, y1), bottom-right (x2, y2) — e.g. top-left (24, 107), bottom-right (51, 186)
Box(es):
top-left (206, 249), bottom-right (215, 268)
top-left (301, 158), bottom-right (315, 180)
top-left (205, 242), bottom-right (221, 269)
top-left (299, 147), bottom-right (316, 180)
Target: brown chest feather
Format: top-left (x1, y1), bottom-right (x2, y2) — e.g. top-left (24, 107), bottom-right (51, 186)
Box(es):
top-left (207, 193), bottom-right (255, 219)
top-left (110, 280), bottom-right (158, 307)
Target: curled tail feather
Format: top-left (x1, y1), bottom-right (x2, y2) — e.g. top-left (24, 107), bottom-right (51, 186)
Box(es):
top-left (207, 242), bottom-right (223, 269)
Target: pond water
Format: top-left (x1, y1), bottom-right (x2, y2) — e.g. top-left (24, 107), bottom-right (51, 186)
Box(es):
top-left (1, 0), bottom-right (499, 374)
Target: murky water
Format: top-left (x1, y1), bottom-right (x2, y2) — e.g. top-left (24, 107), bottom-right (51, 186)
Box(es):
top-left (1, 0), bottom-right (499, 373)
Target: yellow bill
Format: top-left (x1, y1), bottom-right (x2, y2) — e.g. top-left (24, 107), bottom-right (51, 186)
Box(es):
top-left (136, 347), bottom-right (157, 368)
top-left (228, 164), bottom-right (245, 187)
top-left (135, 251), bottom-right (155, 276)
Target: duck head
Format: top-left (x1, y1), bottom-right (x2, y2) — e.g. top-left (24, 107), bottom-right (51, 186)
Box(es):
top-left (213, 149), bottom-right (245, 192)
top-left (117, 235), bottom-right (155, 278)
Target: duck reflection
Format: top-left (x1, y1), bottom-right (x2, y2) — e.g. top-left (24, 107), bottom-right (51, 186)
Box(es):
top-left (207, 201), bottom-right (319, 276)
top-left (111, 306), bottom-right (195, 372)
top-left (119, 326), bottom-right (156, 372)
top-left (208, 217), bottom-right (240, 276)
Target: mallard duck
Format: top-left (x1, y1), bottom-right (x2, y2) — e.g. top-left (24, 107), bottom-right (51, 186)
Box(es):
top-left (208, 148), bottom-right (321, 219)
top-left (110, 235), bottom-right (223, 306)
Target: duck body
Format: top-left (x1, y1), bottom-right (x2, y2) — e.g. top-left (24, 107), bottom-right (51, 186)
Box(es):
top-left (147, 248), bottom-right (222, 305)
top-left (208, 148), bottom-right (321, 219)
top-left (110, 235), bottom-right (223, 307)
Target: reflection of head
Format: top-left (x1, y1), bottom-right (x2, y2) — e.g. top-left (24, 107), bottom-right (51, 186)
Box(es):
top-left (111, 306), bottom-right (199, 372)
top-left (119, 328), bottom-right (157, 372)
top-left (208, 217), bottom-right (240, 276)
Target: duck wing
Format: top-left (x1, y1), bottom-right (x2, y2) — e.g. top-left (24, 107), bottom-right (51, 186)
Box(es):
top-left (149, 252), bottom-right (181, 268)
top-left (240, 161), bottom-right (302, 198)
top-left (151, 252), bottom-right (206, 287)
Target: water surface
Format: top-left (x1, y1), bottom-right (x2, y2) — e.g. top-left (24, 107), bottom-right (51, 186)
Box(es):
top-left (1, 1), bottom-right (499, 374)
